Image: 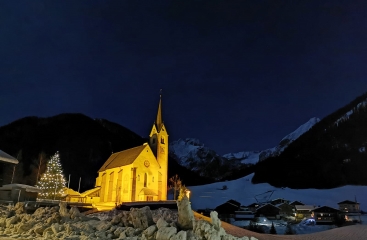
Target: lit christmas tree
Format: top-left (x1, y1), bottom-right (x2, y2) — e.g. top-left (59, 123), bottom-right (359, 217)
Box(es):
top-left (36, 152), bottom-right (66, 200)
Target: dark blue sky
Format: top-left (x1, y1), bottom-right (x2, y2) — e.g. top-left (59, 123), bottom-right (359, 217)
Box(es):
top-left (1, 0), bottom-right (367, 154)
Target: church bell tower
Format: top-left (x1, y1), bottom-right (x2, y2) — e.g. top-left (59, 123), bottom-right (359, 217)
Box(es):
top-left (149, 94), bottom-right (169, 200)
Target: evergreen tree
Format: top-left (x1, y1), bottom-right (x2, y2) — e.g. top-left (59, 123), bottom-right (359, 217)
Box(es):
top-left (36, 152), bottom-right (66, 200)
top-left (270, 222), bottom-right (277, 234)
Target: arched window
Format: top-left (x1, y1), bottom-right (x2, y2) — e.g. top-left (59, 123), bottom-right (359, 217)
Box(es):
top-left (161, 137), bottom-right (165, 144)
top-left (144, 173), bottom-right (147, 187)
top-left (137, 175), bottom-right (140, 181)
top-left (152, 176), bottom-right (154, 182)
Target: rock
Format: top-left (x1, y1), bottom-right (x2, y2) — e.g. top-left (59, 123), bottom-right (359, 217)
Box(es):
top-left (51, 223), bottom-right (64, 234)
top-left (5, 216), bottom-right (20, 227)
top-left (16, 222), bottom-right (33, 233)
top-left (95, 220), bottom-right (111, 232)
top-left (113, 226), bottom-right (126, 237)
top-left (111, 214), bottom-right (121, 225)
top-left (13, 202), bottom-right (26, 215)
top-left (210, 211), bottom-right (221, 231)
top-left (130, 206), bottom-right (154, 230)
top-left (177, 195), bottom-right (194, 230)
top-left (171, 230), bottom-right (187, 240)
top-left (59, 202), bottom-right (70, 218)
top-left (142, 225), bottom-right (157, 240)
top-left (156, 226), bottom-right (177, 240)
top-left (156, 218), bottom-right (170, 229)
top-left (70, 206), bottom-right (83, 219)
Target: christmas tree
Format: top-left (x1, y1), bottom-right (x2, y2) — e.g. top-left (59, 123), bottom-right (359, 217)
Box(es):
top-left (36, 152), bottom-right (66, 200)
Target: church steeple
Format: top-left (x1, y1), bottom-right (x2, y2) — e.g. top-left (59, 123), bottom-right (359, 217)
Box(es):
top-left (155, 94), bottom-right (163, 131)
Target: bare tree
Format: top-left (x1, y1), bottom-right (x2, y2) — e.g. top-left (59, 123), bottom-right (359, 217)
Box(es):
top-left (169, 174), bottom-right (182, 200)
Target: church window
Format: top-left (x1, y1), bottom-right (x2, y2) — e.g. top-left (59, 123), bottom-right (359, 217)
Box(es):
top-left (152, 176), bottom-right (154, 182)
top-left (161, 137), bottom-right (165, 144)
top-left (152, 138), bottom-right (156, 144)
top-left (144, 173), bottom-right (147, 187)
top-left (137, 175), bottom-right (140, 181)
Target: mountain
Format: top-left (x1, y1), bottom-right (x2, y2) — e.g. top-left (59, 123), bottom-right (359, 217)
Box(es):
top-left (0, 114), bottom-right (210, 191)
top-left (169, 118), bottom-right (319, 181)
top-left (223, 117), bottom-right (320, 164)
top-left (253, 92), bottom-right (367, 189)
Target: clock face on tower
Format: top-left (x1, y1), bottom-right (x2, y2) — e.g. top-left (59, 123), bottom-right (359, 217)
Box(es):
top-left (160, 146), bottom-right (165, 154)
top-left (144, 160), bottom-right (150, 167)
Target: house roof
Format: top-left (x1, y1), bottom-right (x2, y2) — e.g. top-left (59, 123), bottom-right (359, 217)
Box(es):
top-left (256, 203), bottom-right (280, 211)
top-left (289, 200), bottom-right (304, 206)
top-left (295, 205), bottom-right (315, 211)
top-left (98, 145), bottom-right (147, 172)
top-left (0, 184), bottom-right (42, 193)
top-left (0, 150), bottom-right (18, 164)
top-left (63, 187), bottom-right (81, 197)
top-left (247, 203), bottom-right (261, 208)
top-left (312, 206), bottom-right (339, 212)
top-left (275, 202), bottom-right (292, 208)
top-left (338, 200), bottom-right (359, 205)
top-left (81, 187), bottom-right (101, 197)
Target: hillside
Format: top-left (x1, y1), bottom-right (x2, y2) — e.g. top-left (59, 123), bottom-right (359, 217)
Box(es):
top-left (253, 92), bottom-right (367, 188)
top-left (0, 114), bottom-right (210, 191)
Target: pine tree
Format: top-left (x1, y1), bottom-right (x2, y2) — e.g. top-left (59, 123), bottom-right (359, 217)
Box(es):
top-left (36, 152), bottom-right (66, 200)
top-left (270, 222), bottom-right (277, 234)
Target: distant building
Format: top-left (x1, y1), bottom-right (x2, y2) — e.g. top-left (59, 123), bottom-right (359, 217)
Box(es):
top-left (0, 184), bottom-right (41, 202)
top-left (0, 150), bottom-right (19, 187)
top-left (255, 203), bottom-right (280, 219)
top-left (337, 200), bottom-right (360, 213)
top-left (338, 200), bottom-right (361, 222)
top-left (289, 200), bottom-right (304, 206)
top-left (276, 202), bottom-right (295, 217)
top-left (311, 206), bottom-right (339, 225)
top-left (214, 199), bottom-right (241, 215)
top-left (247, 202), bottom-right (261, 212)
top-left (295, 205), bottom-right (315, 220)
top-left (270, 198), bottom-right (290, 205)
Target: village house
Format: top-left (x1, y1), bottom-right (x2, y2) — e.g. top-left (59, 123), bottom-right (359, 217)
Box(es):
top-left (338, 200), bottom-right (360, 213)
top-left (0, 150), bottom-right (18, 187)
top-left (295, 205), bottom-right (315, 220)
top-left (270, 198), bottom-right (290, 205)
top-left (276, 202), bottom-right (295, 218)
top-left (311, 206), bottom-right (340, 225)
top-left (247, 202), bottom-right (261, 212)
top-left (255, 203), bottom-right (280, 219)
top-left (289, 200), bottom-right (304, 206)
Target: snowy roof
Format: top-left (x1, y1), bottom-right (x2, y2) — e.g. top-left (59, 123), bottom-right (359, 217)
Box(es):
top-left (139, 188), bottom-right (158, 196)
top-left (0, 184), bottom-right (42, 193)
top-left (256, 203), bottom-right (280, 211)
top-left (312, 206), bottom-right (339, 212)
top-left (63, 187), bottom-right (81, 196)
top-left (98, 145), bottom-right (147, 172)
top-left (0, 150), bottom-right (18, 164)
top-left (337, 200), bottom-right (359, 205)
top-left (81, 187), bottom-right (100, 197)
top-left (295, 205), bottom-right (316, 211)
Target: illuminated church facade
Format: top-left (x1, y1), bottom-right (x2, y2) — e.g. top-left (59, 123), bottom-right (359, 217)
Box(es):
top-left (95, 97), bottom-right (168, 203)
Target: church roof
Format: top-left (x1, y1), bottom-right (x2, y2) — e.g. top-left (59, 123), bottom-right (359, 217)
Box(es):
top-left (155, 96), bottom-right (163, 131)
top-left (139, 188), bottom-right (158, 196)
top-left (98, 145), bottom-right (147, 172)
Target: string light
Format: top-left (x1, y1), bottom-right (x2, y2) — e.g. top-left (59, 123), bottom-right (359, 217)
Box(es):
top-left (35, 152), bottom-right (67, 199)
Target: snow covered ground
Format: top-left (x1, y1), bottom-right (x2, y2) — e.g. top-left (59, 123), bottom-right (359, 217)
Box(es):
top-left (188, 173), bottom-right (367, 211)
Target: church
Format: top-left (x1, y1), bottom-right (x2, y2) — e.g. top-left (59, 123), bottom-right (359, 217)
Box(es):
top-left (94, 96), bottom-right (169, 203)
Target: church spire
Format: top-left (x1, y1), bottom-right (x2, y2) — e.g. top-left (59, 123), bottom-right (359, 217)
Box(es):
top-left (155, 92), bottom-right (163, 131)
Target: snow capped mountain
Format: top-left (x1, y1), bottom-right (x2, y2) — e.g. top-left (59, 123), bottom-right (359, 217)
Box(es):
top-left (223, 117), bottom-right (320, 164)
top-left (169, 117), bottom-right (320, 180)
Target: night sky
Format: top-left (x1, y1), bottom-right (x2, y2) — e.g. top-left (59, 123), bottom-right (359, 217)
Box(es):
top-left (1, 0), bottom-right (367, 155)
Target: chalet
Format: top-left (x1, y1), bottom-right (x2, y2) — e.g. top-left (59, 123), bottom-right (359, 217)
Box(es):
top-left (276, 202), bottom-right (295, 217)
top-left (247, 202), bottom-right (261, 212)
top-left (0, 184), bottom-right (41, 203)
top-left (270, 198), bottom-right (290, 205)
top-left (295, 205), bottom-right (315, 220)
top-left (255, 203), bottom-right (280, 219)
top-left (338, 200), bottom-right (361, 223)
top-left (311, 206), bottom-right (339, 225)
top-left (337, 200), bottom-right (360, 213)
top-left (289, 200), bottom-right (304, 206)
top-left (214, 199), bottom-right (241, 215)
top-left (0, 150), bottom-right (18, 187)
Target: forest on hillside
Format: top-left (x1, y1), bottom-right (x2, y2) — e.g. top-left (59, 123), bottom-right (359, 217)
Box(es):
top-left (253, 92), bottom-right (367, 188)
